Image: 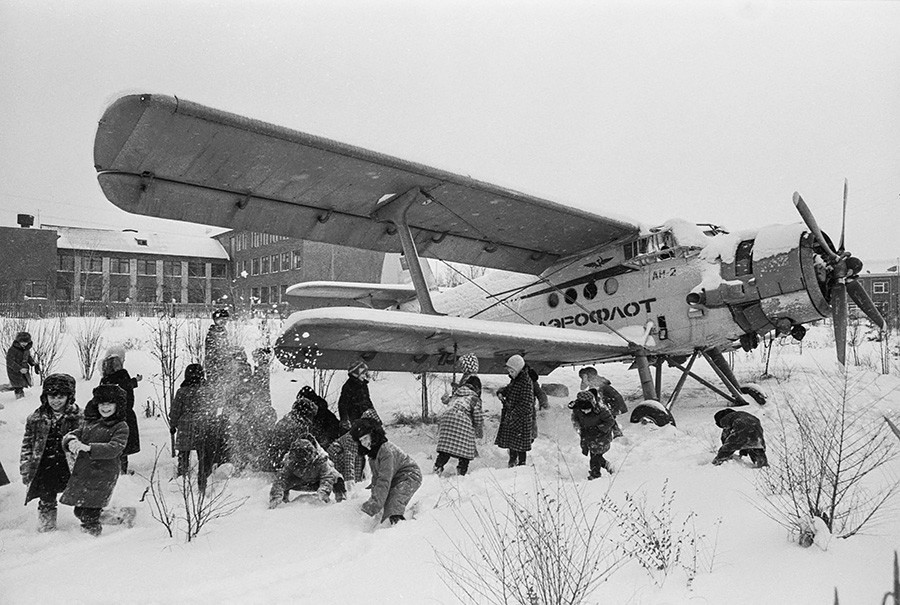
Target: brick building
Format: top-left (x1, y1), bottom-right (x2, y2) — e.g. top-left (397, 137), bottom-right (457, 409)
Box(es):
top-left (855, 270), bottom-right (900, 329)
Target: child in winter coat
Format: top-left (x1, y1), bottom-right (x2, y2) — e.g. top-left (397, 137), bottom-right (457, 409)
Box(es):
top-left (337, 361), bottom-right (380, 431)
top-left (579, 367), bottom-right (626, 438)
top-left (99, 346), bottom-right (142, 473)
top-left (326, 408), bottom-right (380, 486)
top-left (434, 353), bottom-right (484, 476)
top-left (20, 373), bottom-right (83, 531)
top-left (297, 385), bottom-right (341, 450)
top-left (495, 354), bottom-right (536, 467)
top-left (569, 390), bottom-right (616, 480)
top-left (170, 364), bottom-right (216, 490)
top-left (268, 393), bottom-right (319, 470)
top-left (351, 418), bottom-right (422, 524)
top-left (268, 436), bottom-right (345, 507)
top-left (6, 331), bottom-right (39, 399)
top-left (60, 384), bottom-right (130, 536)
top-left (711, 409), bottom-right (768, 467)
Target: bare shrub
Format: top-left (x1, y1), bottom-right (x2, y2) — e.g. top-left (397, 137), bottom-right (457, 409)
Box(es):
top-left (72, 316), bottom-right (106, 380)
top-left (27, 319), bottom-right (67, 381)
top-left (599, 479), bottom-right (712, 587)
top-left (183, 318), bottom-right (206, 365)
top-left (144, 314), bottom-right (185, 436)
top-left (755, 367), bottom-right (899, 545)
top-left (141, 446), bottom-right (246, 542)
top-left (0, 317), bottom-right (28, 349)
top-left (435, 472), bottom-right (619, 604)
top-left (311, 368), bottom-right (337, 400)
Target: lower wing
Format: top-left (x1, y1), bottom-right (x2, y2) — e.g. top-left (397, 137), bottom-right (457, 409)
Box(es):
top-left (275, 307), bottom-right (633, 375)
top-left (285, 281), bottom-right (418, 309)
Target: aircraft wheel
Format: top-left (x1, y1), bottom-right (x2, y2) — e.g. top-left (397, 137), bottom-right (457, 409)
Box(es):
top-left (629, 402), bottom-right (676, 427)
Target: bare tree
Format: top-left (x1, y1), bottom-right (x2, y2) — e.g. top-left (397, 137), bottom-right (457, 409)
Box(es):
top-left (756, 367), bottom-right (900, 545)
top-left (0, 317), bottom-right (28, 350)
top-left (144, 313), bottom-right (185, 436)
top-left (27, 319), bottom-right (67, 381)
top-left (183, 317), bottom-right (206, 365)
top-left (72, 316), bottom-right (107, 380)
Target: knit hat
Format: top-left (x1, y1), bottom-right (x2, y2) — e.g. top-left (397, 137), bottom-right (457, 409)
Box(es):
top-left (578, 367), bottom-right (608, 390)
top-left (348, 360), bottom-right (368, 378)
top-left (92, 384), bottom-right (127, 406)
top-left (457, 353), bottom-right (479, 375)
top-left (505, 354), bottom-right (525, 374)
top-left (212, 308), bottom-right (230, 320)
top-left (42, 373), bottom-right (76, 405)
top-left (714, 408), bottom-right (736, 428)
top-left (183, 363), bottom-right (205, 385)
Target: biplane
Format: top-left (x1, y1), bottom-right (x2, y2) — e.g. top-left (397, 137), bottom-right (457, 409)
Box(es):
top-left (93, 94), bottom-right (884, 423)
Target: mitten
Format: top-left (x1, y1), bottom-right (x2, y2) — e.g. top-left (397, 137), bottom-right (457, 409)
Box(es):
top-left (67, 440), bottom-right (81, 455)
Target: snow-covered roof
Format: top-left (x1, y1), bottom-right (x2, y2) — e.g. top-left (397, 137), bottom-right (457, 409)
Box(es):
top-left (47, 225), bottom-right (229, 259)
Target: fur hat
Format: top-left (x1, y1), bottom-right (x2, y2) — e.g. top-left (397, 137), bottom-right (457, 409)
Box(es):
top-left (569, 390), bottom-right (596, 410)
top-left (212, 308), bottom-right (230, 320)
top-left (714, 408), bottom-right (736, 428)
top-left (105, 345), bottom-right (127, 363)
top-left (15, 331), bottom-right (32, 344)
top-left (292, 395), bottom-right (318, 419)
top-left (506, 354), bottom-right (525, 374)
top-left (102, 355), bottom-right (124, 376)
top-left (92, 384), bottom-right (127, 406)
top-left (578, 367), bottom-right (608, 390)
top-left (348, 360), bottom-right (368, 378)
top-left (287, 437), bottom-right (319, 468)
top-left (349, 417), bottom-right (381, 441)
top-left (456, 353), bottom-right (479, 375)
top-left (41, 373), bottom-right (76, 406)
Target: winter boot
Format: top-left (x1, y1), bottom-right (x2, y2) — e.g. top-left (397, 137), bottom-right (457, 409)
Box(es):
top-left (81, 523), bottom-right (102, 537)
top-left (389, 514), bottom-right (405, 525)
top-left (456, 460), bottom-right (469, 476)
top-left (37, 505), bottom-right (57, 532)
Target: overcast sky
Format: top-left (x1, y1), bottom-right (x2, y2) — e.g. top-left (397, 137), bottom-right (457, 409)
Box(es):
top-left (1, 0), bottom-right (898, 265)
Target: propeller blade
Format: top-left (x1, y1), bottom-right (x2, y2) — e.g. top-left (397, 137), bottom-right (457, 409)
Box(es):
top-left (839, 179), bottom-right (847, 253)
top-left (846, 279), bottom-right (885, 329)
top-left (792, 192), bottom-right (839, 262)
top-left (832, 281), bottom-right (847, 366)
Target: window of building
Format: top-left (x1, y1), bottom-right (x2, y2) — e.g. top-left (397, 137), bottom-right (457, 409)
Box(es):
top-left (252, 232), bottom-right (261, 248)
top-left (81, 256), bottom-right (102, 273)
top-left (873, 281), bottom-right (889, 294)
top-left (251, 258), bottom-right (260, 276)
top-left (293, 250), bottom-right (302, 270)
top-left (260, 286), bottom-right (270, 304)
top-left (110, 258), bottom-right (130, 274)
top-left (188, 260), bottom-right (205, 278)
top-left (251, 287), bottom-right (260, 302)
top-left (271, 254), bottom-right (280, 273)
top-left (211, 262), bottom-right (226, 278)
top-left (188, 284), bottom-right (206, 303)
top-left (261, 256), bottom-right (270, 274)
top-left (137, 259), bottom-right (156, 276)
top-left (211, 288), bottom-right (226, 303)
top-left (58, 255), bottom-right (75, 272)
top-left (137, 286), bottom-right (156, 303)
top-left (734, 240), bottom-right (755, 276)
top-left (24, 280), bottom-right (48, 298)
top-left (230, 236), bottom-right (237, 254)
top-left (109, 285), bottom-right (130, 302)
top-left (56, 283), bottom-right (73, 301)
top-left (82, 281), bottom-right (102, 301)
top-left (281, 252), bottom-right (291, 271)
top-left (163, 260), bottom-right (182, 277)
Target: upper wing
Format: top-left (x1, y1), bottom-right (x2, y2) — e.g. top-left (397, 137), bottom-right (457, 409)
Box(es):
top-left (285, 281), bottom-right (418, 309)
top-left (94, 94), bottom-right (639, 275)
top-left (275, 307), bottom-right (633, 375)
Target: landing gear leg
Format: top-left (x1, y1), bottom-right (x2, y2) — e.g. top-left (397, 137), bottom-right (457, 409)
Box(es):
top-left (630, 353), bottom-right (675, 427)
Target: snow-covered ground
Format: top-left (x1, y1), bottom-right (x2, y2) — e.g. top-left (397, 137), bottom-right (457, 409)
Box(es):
top-left (1, 318), bottom-right (898, 604)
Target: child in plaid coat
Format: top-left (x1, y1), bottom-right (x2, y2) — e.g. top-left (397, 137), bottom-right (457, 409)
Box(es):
top-left (569, 390), bottom-right (615, 479)
top-left (434, 355), bottom-right (483, 476)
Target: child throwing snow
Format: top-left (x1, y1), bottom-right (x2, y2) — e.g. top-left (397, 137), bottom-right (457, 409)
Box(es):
top-left (351, 418), bottom-right (421, 525)
top-left (569, 390), bottom-right (615, 480)
top-left (20, 374), bottom-right (83, 532)
top-left (60, 385), bottom-right (129, 536)
top-left (268, 435), bottom-right (344, 507)
top-left (434, 353), bottom-right (483, 476)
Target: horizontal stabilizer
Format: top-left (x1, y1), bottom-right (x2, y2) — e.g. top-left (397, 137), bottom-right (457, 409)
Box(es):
top-left (274, 307), bottom-right (632, 374)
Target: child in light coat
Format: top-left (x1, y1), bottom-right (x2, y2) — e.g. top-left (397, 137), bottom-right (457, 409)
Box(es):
top-left (434, 354), bottom-right (483, 476)
top-left (351, 418), bottom-right (421, 524)
top-left (20, 373), bottom-right (82, 531)
top-left (60, 385), bottom-right (129, 536)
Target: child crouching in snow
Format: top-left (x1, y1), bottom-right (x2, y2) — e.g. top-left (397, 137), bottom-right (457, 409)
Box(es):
top-left (20, 373), bottom-right (82, 532)
top-left (569, 390), bottom-right (615, 480)
top-left (268, 435), bottom-right (345, 507)
top-left (60, 385), bottom-right (130, 536)
top-left (351, 418), bottom-right (421, 525)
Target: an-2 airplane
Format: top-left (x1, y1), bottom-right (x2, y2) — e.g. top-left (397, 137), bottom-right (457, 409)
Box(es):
top-left (93, 94), bottom-right (885, 424)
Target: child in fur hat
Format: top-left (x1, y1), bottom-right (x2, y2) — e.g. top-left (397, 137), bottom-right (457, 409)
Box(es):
top-left (268, 435), bottom-right (344, 507)
top-left (60, 384), bottom-right (129, 536)
top-left (569, 390), bottom-right (616, 479)
top-left (6, 331), bottom-right (39, 399)
top-left (20, 373), bottom-right (83, 532)
top-left (99, 345), bottom-right (142, 474)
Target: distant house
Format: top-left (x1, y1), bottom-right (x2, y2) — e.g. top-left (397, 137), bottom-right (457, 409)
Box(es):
top-left (854, 271), bottom-right (899, 329)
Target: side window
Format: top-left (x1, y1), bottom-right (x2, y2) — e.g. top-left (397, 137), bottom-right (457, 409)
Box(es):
top-left (734, 240), bottom-right (754, 276)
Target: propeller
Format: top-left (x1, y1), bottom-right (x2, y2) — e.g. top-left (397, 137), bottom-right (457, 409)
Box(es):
top-left (792, 180), bottom-right (885, 365)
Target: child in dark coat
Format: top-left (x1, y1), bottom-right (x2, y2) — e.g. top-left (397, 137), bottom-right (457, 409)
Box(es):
top-left (170, 364), bottom-right (215, 489)
top-left (6, 331), bottom-right (39, 399)
top-left (495, 355), bottom-right (536, 467)
top-left (569, 390), bottom-right (616, 479)
top-left (351, 418), bottom-right (422, 524)
top-left (20, 373), bottom-right (83, 531)
top-left (99, 346), bottom-right (141, 473)
top-left (579, 367), bottom-right (626, 438)
top-left (268, 436), bottom-right (344, 507)
top-left (337, 361), bottom-right (380, 431)
top-left (712, 408), bottom-right (768, 467)
top-left (60, 385), bottom-right (130, 536)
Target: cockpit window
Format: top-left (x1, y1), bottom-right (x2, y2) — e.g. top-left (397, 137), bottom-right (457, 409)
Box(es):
top-left (735, 239), bottom-right (754, 276)
top-left (623, 231), bottom-right (674, 260)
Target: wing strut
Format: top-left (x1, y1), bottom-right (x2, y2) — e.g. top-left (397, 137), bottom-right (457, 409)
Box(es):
top-left (372, 188), bottom-right (440, 315)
